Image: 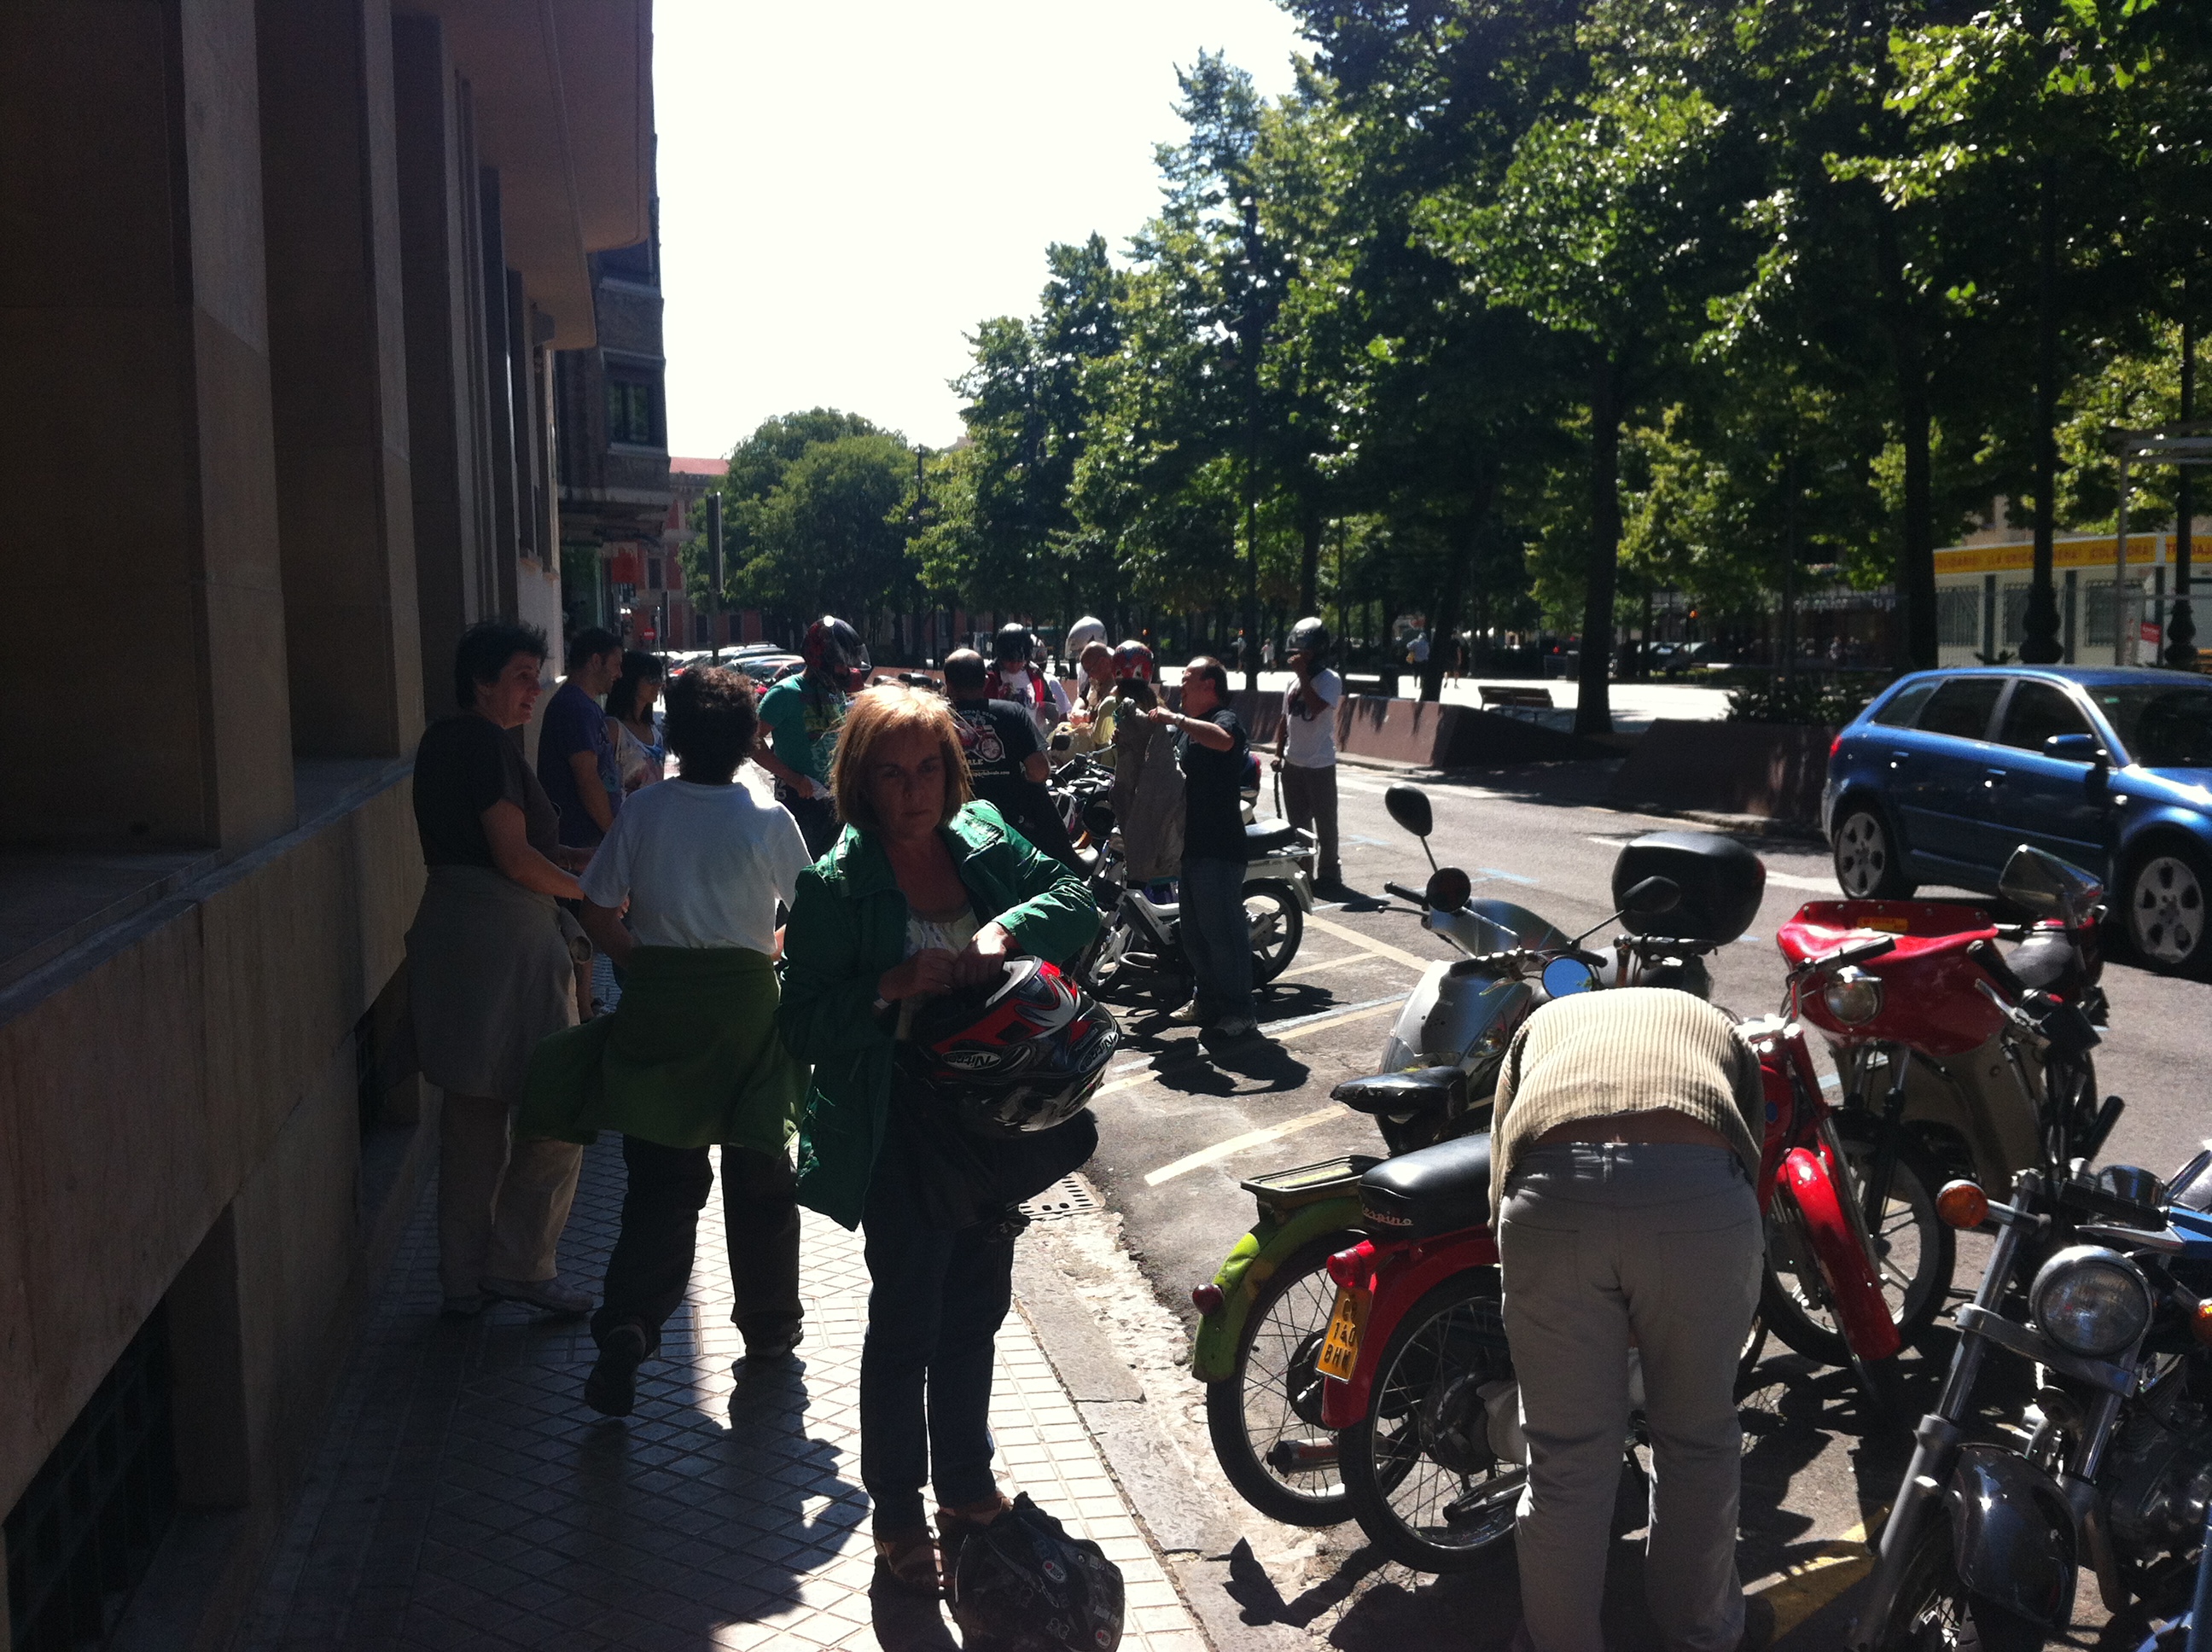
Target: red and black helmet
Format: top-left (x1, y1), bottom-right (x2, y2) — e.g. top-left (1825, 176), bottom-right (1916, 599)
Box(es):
top-left (900, 959), bottom-right (1119, 1137)
top-left (800, 614), bottom-right (871, 691)
top-left (1111, 639), bottom-right (1155, 683)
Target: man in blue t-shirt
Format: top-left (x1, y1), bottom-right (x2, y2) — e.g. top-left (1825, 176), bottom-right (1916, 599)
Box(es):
top-left (538, 626), bottom-right (625, 850)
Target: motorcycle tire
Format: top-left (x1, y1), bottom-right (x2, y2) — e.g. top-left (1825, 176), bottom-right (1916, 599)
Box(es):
top-left (1338, 1270), bottom-right (1525, 1573)
top-left (1203, 1233), bottom-right (1360, 1527)
top-left (1244, 881), bottom-right (1305, 985)
top-left (1761, 1116), bottom-right (1953, 1365)
top-left (1871, 1514), bottom-right (2046, 1651)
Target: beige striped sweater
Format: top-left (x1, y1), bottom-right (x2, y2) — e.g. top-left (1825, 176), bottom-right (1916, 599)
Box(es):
top-left (1489, 986), bottom-right (1767, 1219)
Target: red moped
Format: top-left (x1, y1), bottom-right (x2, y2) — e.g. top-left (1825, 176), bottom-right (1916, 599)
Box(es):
top-left (1314, 963), bottom-right (1903, 1572)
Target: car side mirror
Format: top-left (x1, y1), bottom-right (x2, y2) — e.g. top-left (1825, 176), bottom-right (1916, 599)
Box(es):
top-left (2044, 732), bottom-right (2107, 767)
top-left (1385, 784), bottom-right (1434, 839)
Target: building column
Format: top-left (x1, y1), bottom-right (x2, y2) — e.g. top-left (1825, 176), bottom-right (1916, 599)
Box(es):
top-left (256, 0), bottom-right (424, 756)
top-left (0, 0), bottom-right (294, 849)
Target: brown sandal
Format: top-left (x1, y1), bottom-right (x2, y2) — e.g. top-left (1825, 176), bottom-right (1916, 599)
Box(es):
top-left (934, 1494), bottom-right (1014, 1583)
top-left (873, 1527), bottom-right (940, 1597)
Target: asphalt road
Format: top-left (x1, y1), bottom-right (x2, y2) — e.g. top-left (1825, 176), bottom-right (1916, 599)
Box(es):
top-left (1079, 757), bottom-right (2212, 1649)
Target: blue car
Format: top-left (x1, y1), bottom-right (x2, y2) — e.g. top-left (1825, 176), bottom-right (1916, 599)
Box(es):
top-left (1825, 666), bottom-right (2212, 972)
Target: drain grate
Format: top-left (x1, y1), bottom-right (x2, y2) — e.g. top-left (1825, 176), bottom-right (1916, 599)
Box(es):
top-left (1020, 1173), bottom-right (1101, 1222)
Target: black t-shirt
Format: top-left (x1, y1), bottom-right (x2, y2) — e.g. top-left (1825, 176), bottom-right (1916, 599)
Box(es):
top-left (1179, 707), bottom-right (1249, 863)
top-left (413, 713), bottom-right (562, 870)
top-left (953, 698), bottom-right (1043, 817)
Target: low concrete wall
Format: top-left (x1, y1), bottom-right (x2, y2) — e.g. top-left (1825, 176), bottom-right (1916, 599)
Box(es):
top-left (1231, 689), bottom-right (1592, 768)
top-left (1610, 719), bottom-right (1837, 821)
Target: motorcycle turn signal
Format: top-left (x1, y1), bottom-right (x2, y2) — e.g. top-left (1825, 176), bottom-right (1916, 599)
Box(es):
top-left (1936, 1179), bottom-right (1990, 1230)
top-left (1326, 1241), bottom-right (1377, 1289)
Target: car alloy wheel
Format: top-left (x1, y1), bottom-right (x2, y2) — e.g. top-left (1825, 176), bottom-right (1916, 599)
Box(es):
top-left (1833, 808), bottom-right (1896, 899)
top-left (2130, 852), bottom-right (2208, 969)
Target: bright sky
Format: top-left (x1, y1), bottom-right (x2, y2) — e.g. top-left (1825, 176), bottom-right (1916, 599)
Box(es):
top-left (653, 0), bottom-right (1307, 460)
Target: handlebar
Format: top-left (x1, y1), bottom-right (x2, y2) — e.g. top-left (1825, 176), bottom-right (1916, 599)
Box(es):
top-left (1793, 934), bottom-right (1896, 975)
top-left (1384, 881), bottom-right (1429, 909)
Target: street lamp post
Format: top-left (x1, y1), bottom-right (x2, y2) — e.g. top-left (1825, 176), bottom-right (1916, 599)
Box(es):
top-left (2108, 425), bottom-right (2212, 667)
top-left (706, 492), bottom-right (725, 664)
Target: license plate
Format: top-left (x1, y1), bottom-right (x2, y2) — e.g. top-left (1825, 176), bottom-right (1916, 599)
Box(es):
top-left (1315, 1286), bottom-right (1369, 1381)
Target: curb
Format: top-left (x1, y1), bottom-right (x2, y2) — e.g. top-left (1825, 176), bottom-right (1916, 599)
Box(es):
top-left (1011, 1234), bottom-right (1318, 1652)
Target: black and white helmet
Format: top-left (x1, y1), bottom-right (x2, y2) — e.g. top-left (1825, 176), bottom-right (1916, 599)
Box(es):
top-left (1287, 616), bottom-right (1331, 661)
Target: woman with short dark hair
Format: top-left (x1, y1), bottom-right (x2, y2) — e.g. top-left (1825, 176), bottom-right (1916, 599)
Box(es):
top-left (520, 666), bottom-right (813, 1416)
top-left (408, 620), bottom-right (596, 1318)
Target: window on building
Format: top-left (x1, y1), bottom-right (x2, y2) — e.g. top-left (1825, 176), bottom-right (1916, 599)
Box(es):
top-left (2081, 580), bottom-right (2121, 649)
top-left (2000, 585), bottom-right (2034, 649)
top-left (606, 372), bottom-right (661, 447)
top-left (1936, 587), bottom-right (1980, 648)
top-left (648, 558), bottom-right (662, 590)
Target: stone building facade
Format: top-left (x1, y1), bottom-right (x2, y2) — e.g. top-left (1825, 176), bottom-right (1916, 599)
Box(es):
top-left (0, 3), bottom-right (654, 1644)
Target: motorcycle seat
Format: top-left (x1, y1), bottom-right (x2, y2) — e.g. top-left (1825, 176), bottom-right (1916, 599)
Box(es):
top-left (1331, 1066), bottom-right (1466, 1118)
top-left (1358, 1133), bottom-right (1494, 1240)
top-left (1244, 818), bottom-right (1303, 858)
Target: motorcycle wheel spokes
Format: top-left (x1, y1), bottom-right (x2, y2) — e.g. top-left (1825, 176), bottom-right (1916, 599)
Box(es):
top-left (1244, 886), bottom-right (1303, 985)
top-left (1343, 1277), bottom-right (1522, 1571)
top-left (1877, 1517), bottom-right (2045, 1651)
top-left (1205, 1237), bottom-right (1355, 1526)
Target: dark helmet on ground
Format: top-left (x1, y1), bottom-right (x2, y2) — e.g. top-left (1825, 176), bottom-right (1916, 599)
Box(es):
top-left (800, 615), bottom-right (870, 691)
top-left (899, 959), bottom-right (1119, 1137)
top-left (1110, 639), bottom-right (1155, 683)
top-left (946, 1493), bottom-right (1126, 1652)
top-left (1287, 616), bottom-right (1331, 660)
top-left (992, 621), bottom-right (1036, 664)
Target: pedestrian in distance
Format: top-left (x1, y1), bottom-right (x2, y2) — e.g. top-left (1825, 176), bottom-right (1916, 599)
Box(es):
top-left (941, 649), bottom-right (1083, 872)
top-left (405, 620), bottom-right (596, 1318)
top-left (520, 666), bottom-right (812, 1416)
top-left (1147, 656), bottom-right (1259, 1046)
top-left (777, 683), bottom-right (1101, 1597)
top-left (1272, 617), bottom-right (1343, 891)
top-left (605, 649), bottom-right (666, 793)
top-left (1488, 986), bottom-right (1772, 1652)
top-left (757, 614), bottom-right (870, 858)
top-left (538, 625), bottom-right (625, 851)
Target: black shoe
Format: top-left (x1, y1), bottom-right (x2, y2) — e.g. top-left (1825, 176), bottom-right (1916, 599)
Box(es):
top-left (735, 1326), bottom-right (804, 1370)
top-left (585, 1324), bottom-right (648, 1416)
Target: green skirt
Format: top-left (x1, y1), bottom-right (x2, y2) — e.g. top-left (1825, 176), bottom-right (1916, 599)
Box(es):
top-left (519, 945), bottom-right (803, 1152)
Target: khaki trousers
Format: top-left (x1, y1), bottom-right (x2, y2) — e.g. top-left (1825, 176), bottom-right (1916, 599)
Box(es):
top-left (1278, 759), bottom-right (1340, 880)
top-left (1499, 1143), bottom-right (1761, 1652)
top-left (438, 1092), bottom-right (585, 1297)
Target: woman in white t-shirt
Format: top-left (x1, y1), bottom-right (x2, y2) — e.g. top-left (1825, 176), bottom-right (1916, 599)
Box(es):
top-left (520, 666), bottom-right (813, 1418)
top-left (1273, 618), bottom-right (1343, 889)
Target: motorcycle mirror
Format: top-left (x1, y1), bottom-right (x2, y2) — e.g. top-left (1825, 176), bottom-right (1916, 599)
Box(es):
top-left (1996, 844), bottom-right (2104, 926)
top-left (1621, 875), bottom-right (1681, 916)
top-left (1384, 784), bottom-right (1434, 841)
top-left (1540, 956), bottom-right (1600, 999)
top-left (1424, 867), bottom-right (1472, 914)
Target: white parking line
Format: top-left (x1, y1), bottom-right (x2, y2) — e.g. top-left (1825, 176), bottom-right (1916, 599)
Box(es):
top-left (1306, 912), bottom-right (1439, 972)
top-left (1143, 1106), bottom-right (1346, 1186)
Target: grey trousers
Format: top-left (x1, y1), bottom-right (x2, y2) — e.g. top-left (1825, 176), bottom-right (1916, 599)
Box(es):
top-left (1499, 1143), bottom-right (1761, 1652)
top-left (1278, 759), bottom-right (1340, 880)
top-left (438, 1092), bottom-right (585, 1298)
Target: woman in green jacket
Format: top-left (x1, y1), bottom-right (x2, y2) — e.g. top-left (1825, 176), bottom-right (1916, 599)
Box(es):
top-left (778, 683), bottom-right (1098, 1595)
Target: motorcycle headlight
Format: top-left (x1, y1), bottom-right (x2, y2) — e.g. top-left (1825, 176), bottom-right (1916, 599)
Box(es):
top-left (2030, 1245), bottom-right (2151, 1358)
top-left (1822, 966), bottom-right (1884, 1026)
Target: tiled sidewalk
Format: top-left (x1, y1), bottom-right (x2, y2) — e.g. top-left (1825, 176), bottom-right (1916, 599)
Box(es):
top-left (236, 1131), bottom-right (1204, 1651)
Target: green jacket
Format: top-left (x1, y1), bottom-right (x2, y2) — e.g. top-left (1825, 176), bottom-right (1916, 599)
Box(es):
top-left (518, 946), bottom-right (801, 1152)
top-left (777, 800), bottom-right (1100, 1229)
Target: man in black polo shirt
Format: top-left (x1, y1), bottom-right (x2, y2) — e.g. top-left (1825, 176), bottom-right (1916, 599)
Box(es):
top-left (1147, 656), bottom-right (1257, 1044)
top-left (942, 650), bottom-right (1082, 870)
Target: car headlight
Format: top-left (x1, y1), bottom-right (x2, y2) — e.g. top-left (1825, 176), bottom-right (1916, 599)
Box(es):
top-left (1823, 966), bottom-right (1884, 1026)
top-left (2030, 1246), bottom-right (2151, 1358)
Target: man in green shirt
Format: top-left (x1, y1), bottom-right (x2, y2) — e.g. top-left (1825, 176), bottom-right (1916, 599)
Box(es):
top-left (756, 614), bottom-right (870, 857)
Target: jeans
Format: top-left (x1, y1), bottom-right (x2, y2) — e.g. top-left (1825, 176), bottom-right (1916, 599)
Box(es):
top-left (591, 1137), bottom-right (803, 1356)
top-left (1278, 760), bottom-right (1340, 881)
top-left (1179, 855), bottom-right (1254, 1026)
top-left (1499, 1143), bottom-right (1761, 1652)
top-left (859, 1160), bottom-right (1016, 1535)
top-left (438, 1093), bottom-right (584, 1298)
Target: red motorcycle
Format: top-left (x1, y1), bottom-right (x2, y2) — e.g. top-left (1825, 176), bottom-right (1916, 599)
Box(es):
top-left (1315, 967), bottom-right (1903, 1572)
top-left (1769, 843), bottom-right (2115, 1364)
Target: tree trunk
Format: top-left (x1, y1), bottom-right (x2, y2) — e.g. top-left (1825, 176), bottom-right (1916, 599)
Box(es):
top-left (1877, 211), bottom-right (1940, 670)
top-left (1421, 504), bottom-right (1486, 703)
top-left (1576, 350), bottom-right (1622, 737)
top-left (1299, 497), bottom-right (1321, 617)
